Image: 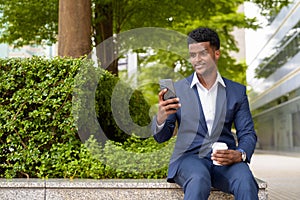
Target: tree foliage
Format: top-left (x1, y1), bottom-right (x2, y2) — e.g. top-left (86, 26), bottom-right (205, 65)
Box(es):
top-left (249, 0), bottom-right (291, 18)
top-left (0, 0), bottom-right (58, 47)
top-left (0, 0), bottom-right (291, 80)
top-left (0, 0), bottom-right (290, 47)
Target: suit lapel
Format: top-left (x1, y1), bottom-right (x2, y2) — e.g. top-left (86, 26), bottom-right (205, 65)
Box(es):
top-left (210, 83), bottom-right (227, 138)
top-left (185, 74), bottom-right (209, 135)
top-left (191, 84), bottom-right (209, 135)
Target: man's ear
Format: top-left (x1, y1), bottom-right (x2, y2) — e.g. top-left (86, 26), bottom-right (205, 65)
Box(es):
top-left (215, 49), bottom-right (220, 59)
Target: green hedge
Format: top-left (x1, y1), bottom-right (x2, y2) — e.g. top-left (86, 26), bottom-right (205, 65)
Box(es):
top-left (94, 67), bottom-right (151, 142)
top-left (0, 57), bottom-right (174, 179)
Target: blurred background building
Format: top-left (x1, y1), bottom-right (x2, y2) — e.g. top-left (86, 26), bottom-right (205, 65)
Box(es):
top-left (0, 44), bottom-right (56, 58)
top-left (245, 1), bottom-right (300, 152)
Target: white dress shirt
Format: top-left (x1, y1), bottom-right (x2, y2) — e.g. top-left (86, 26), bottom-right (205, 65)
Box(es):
top-left (190, 72), bottom-right (226, 135)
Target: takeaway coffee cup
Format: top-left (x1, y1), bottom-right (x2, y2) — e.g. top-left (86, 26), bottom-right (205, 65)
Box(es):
top-left (212, 142), bottom-right (228, 165)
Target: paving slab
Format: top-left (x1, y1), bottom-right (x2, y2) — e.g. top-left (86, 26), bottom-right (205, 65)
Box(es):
top-left (250, 151), bottom-right (300, 200)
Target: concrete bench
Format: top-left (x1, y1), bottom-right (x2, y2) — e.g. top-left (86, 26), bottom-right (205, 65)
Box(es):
top-left (0, 178), bottom-right (267, 200)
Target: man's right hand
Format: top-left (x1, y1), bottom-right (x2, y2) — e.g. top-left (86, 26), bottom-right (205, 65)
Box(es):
top-left (156, 89), bottom-right (181, 125)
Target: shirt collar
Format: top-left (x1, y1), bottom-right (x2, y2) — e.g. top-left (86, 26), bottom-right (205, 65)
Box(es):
top-left (190, 71), bottom-right (226, 89)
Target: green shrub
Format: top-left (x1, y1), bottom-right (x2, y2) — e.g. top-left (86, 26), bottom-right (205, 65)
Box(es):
top-left (0, 56), bottom-right (174, 179)
top-left (85, 134), bottom-right (175, 179)
top-left (94, 69), bottom-right (152, 142)
top-left (0, 57), bottom-right (82, 178)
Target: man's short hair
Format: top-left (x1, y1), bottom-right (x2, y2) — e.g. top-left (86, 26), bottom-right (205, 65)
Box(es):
top-left (187, 27), bottom-right (220, 50)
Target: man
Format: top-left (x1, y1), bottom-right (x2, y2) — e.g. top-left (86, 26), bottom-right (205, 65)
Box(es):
top-left (152, 27), bottom-right (258, 200)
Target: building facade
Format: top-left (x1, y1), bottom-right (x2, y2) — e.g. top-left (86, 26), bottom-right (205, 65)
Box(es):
top-left (246, 1), bottom-right (300, 152)
top-left (0, 43), bottom-right (56, 58)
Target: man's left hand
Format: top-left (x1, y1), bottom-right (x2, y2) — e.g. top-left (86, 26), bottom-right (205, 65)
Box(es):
top-left (211, 150), bottom-right (242, 165)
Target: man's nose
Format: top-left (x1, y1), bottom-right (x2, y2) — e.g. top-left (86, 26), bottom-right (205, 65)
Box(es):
top-left (195, 53), bottom-right (203, 61)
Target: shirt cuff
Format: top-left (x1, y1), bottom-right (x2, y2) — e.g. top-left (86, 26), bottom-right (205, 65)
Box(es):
top-left (155, 121), bottom-right (165, 133)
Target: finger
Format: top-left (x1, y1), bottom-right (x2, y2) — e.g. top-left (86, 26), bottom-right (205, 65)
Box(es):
top-left (211, 156), bottom-right (228, 165)
top-left (160, 98), bottom-right (180, 110)
top-left (212, 151), bottom-right (229, 160)
top-left (158, 89), bottom-right (167, 101)
top-left (172, 97), bottom-right (180, 102)
top-left (217, 156), bottom-right (232, 164)
top-left (166, 104), bottom-right (181, 112)
top-left (214, 150), bottom-right (230, 155)
top-left (165, 97), bottom-right (180, 104)
top-left (165, 109), bottom-right (178, 116)
top-left (211, 151), bottom-right (222, 157)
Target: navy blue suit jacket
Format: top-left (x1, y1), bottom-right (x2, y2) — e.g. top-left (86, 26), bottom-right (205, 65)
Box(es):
top-left (152, 74), bottom-right (257, 182)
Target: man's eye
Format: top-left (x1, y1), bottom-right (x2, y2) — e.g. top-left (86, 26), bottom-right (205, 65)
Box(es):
top-left (190, 53), bottom-right (196, 58)
top-left (200, 51), bottom-right (208, 56)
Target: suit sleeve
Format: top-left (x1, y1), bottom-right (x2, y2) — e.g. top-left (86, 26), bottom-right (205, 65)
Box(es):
top-left (151, 113), bottom-right (177, 143)
top-left (234, 88), bottom-right (257, 163)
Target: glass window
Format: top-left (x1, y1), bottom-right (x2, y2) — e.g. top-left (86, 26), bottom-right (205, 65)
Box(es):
top-left (292, 111), bottom-right (300, 147)
top-left (255, 21), bottom-right (300, 78)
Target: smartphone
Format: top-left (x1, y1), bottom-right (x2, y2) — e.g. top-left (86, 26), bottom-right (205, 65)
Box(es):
top-left (159, 79), bottom-right (177, 100)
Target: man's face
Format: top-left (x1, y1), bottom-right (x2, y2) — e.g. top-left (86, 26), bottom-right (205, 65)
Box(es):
top-left (188, 42), bottom-right (220, 77)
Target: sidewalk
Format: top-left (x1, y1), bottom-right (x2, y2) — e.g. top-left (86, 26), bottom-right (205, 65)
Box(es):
top-left (249, 150), bottom-right (300, 200)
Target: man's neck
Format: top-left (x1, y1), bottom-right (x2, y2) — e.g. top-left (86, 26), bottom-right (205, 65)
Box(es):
top-left (197, 73), bottom-right (217, 90)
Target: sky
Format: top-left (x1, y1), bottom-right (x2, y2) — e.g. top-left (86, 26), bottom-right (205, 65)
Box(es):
top-left (244, 2), bottom-right (269, 66)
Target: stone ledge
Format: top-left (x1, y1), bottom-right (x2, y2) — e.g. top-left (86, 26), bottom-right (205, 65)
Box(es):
top-left (0, 178), bottom-right (267, 200)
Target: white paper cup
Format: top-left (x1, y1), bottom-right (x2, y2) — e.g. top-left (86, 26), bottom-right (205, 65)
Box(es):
top-left (212, 142), bottom-right (228, 165)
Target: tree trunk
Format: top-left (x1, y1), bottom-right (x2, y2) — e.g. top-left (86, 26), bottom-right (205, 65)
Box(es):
top-left (94, 1), bottom-right (118, 75)
top-left (58, 0), bottom-right (92, 58)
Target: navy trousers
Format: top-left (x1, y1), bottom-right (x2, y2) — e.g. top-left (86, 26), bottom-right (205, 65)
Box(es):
top-left (173, 154), bottom-right (259, 200)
